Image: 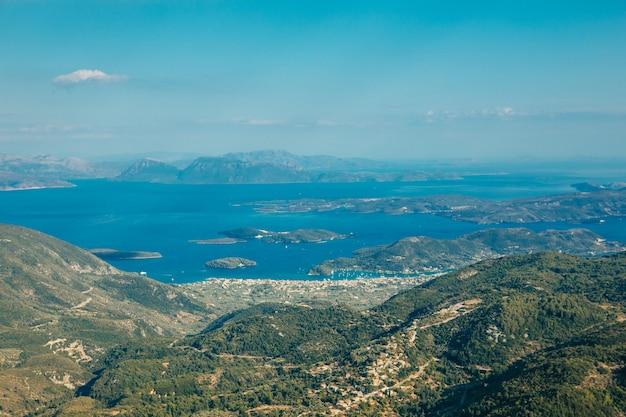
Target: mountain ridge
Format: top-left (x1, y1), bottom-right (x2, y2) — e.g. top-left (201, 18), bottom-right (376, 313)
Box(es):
top-left (70, 251), bottom-right (626, 416)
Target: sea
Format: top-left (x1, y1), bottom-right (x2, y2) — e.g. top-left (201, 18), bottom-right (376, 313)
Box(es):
top-left (1, 165), bottom-right (625, 283)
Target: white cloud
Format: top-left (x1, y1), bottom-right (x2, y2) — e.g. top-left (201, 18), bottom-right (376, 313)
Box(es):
top-left (18, 124), bottom-right (72, 133)
top-left (496, 107), bottom-right (515, 116)
top-left (240, 119), bottom-right (284, 126)
top-left (53, 69), bottom-right (129, 85)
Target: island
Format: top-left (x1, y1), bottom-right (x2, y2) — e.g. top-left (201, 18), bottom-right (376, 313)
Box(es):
top-left (219, 227), bottom-right (353, 243)
top-left (189, 237), bottom-right (246, 245)
top-left (249, 188), bottom-right (626, 225)
top-left (205, 257), bottom-right (257, 269)
top-left (88, 248), bottom-right (163, 260)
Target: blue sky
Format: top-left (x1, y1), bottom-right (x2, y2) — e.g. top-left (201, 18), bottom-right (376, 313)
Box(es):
top-left (1, 1), bottom-right (625, 160)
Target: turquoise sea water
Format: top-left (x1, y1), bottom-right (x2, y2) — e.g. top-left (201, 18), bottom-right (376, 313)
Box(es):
top-left (1, 173), bottom-right (624, 283)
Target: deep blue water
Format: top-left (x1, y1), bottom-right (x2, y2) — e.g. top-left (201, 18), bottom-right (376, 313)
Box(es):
top-left (1, 173), bottom-right (624, 283)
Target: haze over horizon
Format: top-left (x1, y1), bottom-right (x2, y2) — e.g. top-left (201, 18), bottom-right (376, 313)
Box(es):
top-left (1, 1), bottom-right (625, 160)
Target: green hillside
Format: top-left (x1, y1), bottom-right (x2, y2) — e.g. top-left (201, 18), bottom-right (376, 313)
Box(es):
top-left (0, 224), bottom-right (211, 416)
top-left (44, 251), bottom-right (626, 417)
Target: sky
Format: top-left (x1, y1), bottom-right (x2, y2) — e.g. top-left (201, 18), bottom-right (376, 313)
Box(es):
top-left (1, 0), bottom-right (626, 161)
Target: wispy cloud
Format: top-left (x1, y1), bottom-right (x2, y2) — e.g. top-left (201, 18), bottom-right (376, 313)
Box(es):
top-left (0, 121), bottom-right (112, 141)
top-left (17, 123), bottom-right (85, 133)
top-left (238, 119), bottom-right (284, 126)
top-left (419, 107), bottom-right (626, 125)
top-left (423, 106), bottom-right (519, 123)
top-left (53, 69), bottom-right (129, 85)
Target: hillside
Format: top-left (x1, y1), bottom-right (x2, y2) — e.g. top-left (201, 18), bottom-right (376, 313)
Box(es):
top-left (309, 227), bottom-right (624, 275)
top-left (45, 252), bottom-right (626, 416)
top-left (0, 224), bottom-right (212, 416)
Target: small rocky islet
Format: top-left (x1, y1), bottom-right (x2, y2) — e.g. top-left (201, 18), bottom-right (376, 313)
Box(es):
top-left (205, 257), bottom-right (257, 269)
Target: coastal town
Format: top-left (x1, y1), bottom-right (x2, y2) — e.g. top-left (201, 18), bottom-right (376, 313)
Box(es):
top-left (182, 275), bottom-right (435, 317)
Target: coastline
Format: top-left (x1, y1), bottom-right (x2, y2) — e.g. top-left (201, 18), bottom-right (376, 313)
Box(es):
top-left (0, 184), bottom-right (76, 192)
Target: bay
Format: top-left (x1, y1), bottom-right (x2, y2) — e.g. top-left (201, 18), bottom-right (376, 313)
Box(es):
top-left (0, 172), bottom-right (624, 283)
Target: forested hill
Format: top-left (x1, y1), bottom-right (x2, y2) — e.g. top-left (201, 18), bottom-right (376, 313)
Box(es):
top-left (44, 251), bottom-right (626, 416)
top-left (309, 227), bottom-right (624, 275)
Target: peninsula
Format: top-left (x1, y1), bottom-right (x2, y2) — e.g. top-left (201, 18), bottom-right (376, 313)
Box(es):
top-left (309, 227), bottom-right (624, 276)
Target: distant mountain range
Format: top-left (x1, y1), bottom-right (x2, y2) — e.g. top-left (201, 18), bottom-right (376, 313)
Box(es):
top-left (0, 150), bottom-right (461, 189)
top-left (2, 151), bottom-right (626, 189)
top-left (222, 149), bottom-right (394, 171)
top-left (115, 150), bottom-right (459, 184)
